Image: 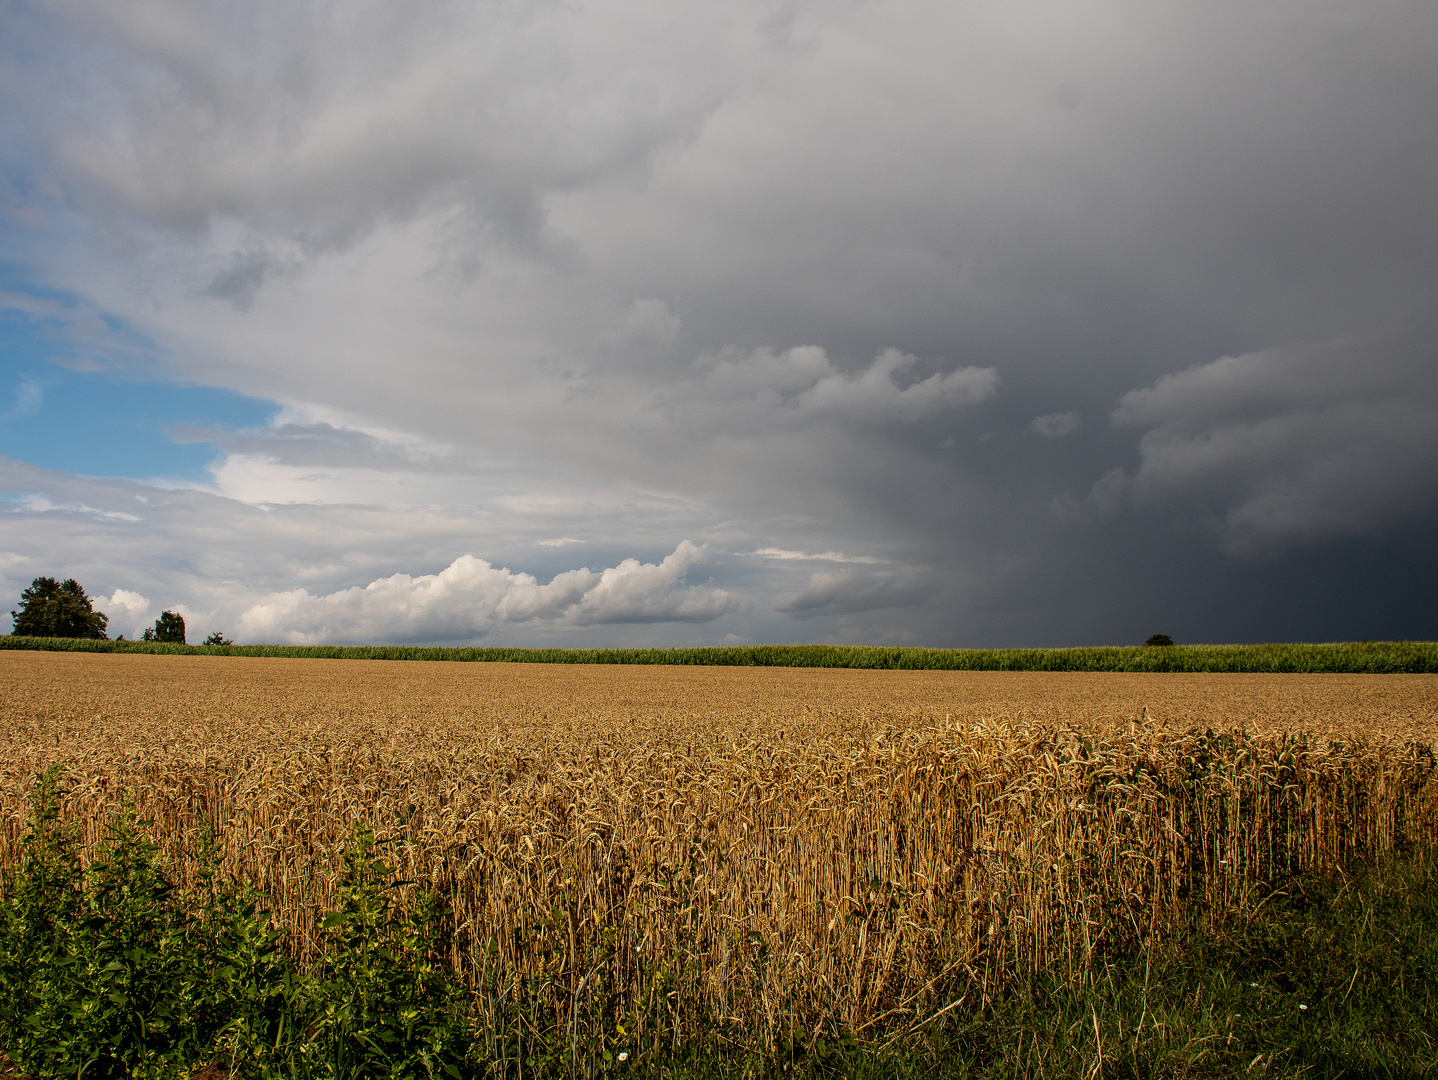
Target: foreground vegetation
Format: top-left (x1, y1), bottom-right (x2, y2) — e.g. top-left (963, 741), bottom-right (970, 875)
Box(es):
top-left (1, 772), bottom-right (469, 1079)
top-left (2, 635), bottom-right (1436, 672)
top-left (3, 657), bottom-right (1433, 1075)
top-left (2, 773), bottom-right (1433, 1078)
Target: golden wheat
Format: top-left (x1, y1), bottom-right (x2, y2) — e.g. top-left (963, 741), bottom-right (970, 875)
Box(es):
top-left (1, 651), bottom-right (1434, 1048)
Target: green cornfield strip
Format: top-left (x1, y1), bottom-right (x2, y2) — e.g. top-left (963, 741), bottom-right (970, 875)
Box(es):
top-left (2, 635), bottom-right (1435, 672)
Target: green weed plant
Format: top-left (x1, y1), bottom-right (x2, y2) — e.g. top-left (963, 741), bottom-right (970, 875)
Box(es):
top-left (0, 770), bottom-right (468, 1079)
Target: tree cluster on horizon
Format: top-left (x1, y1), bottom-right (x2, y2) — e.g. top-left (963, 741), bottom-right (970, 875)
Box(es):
top-left (8, 576), bottom-right (199, 645)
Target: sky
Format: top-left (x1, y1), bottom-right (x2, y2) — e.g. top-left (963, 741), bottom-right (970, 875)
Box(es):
top-left (1, 0), bottom-right (1435, 648)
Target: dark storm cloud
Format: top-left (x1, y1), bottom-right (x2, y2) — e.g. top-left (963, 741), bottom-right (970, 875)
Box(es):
top-left (2, 0), bottom-right (1436, 645)
top-left (1101, 329), bottom-right (1438, 557)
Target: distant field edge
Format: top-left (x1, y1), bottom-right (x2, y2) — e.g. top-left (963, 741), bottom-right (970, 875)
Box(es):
top-left (1, 636), bottom-right (1436, 672)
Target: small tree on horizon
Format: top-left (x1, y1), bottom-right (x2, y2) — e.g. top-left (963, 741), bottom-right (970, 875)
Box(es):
top-left (9, 577), bottom-right (109, 639)
top-left (143, 610), bottom-right (186, 644)
top-left (1145, 633), bottom-right (1175, 647)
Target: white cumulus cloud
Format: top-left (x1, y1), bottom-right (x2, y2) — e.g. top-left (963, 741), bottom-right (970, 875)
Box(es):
top-left (234, 540), bottom-right (730, 644)
top-left (94, 589), bottom-right (152, 639)
top-left (102, 588), bottom-right (150, 616)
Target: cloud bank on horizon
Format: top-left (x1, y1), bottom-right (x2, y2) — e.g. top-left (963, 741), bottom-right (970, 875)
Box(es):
top-left (234, 541), bottom-right (731, 646)
top-left (1, 0), bottom-right (1436, 647)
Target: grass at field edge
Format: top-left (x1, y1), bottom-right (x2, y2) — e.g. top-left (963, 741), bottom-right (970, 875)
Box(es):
top-left (1, 636), bottom-right (1435, 673)
top-left (665, 843), bottom-right (1438, 1079)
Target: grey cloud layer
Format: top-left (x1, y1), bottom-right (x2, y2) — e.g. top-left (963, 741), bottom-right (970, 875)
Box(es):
top-left (779, 567), bottom-right (930, 618)
top-left (3, 0), bottom-right (1437, 645)
top-left (1104, 331), bottom-right (1438, 556)
top-left (23, 0), bottom-right (823, 250)
top-left (664, 347), bottom-right (998, 432)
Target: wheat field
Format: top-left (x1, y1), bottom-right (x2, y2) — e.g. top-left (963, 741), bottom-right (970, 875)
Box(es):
top-left (2, 651), bottom-right (1435, 1050)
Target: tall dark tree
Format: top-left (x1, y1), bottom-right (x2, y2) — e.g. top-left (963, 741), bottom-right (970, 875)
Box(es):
top-left (10, 578), bottom-right (109, 639)
top-left (143, 610), bottom-right (186, 644)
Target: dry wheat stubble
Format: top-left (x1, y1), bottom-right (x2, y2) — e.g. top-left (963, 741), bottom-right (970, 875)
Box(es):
top-left (1, 651), bottom-right (1435, 1042)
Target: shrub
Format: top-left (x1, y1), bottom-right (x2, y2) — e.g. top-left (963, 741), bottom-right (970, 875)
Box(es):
top-left (202, 631), bottom-right (233, 646)
top-left (1145, 633), bottom-right (1174, 647)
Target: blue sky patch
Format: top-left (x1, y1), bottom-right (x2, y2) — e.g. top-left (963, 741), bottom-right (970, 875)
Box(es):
top-left (0, 284), bottom-right (276, 484)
